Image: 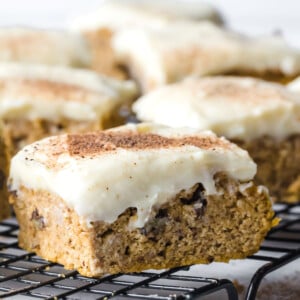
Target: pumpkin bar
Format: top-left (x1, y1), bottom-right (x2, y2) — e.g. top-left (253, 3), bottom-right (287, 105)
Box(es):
top-left (133, 77), bottom-right (300, 202)
top-left (70, 0), bottom-right (221, 79)
top-left (0, 63), bottom-right (137, 156)
top-left (9, 123), bottom-right (276, 277)
top-left (113, 22), bottom-right (300, 92)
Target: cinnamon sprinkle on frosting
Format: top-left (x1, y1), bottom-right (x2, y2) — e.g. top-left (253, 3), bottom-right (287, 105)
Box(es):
top-left (67, 131), bottom-right (229, 156)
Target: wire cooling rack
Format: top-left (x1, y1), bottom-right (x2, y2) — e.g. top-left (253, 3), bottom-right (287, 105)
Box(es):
top-left (0, 203), bottom-right (299, 300)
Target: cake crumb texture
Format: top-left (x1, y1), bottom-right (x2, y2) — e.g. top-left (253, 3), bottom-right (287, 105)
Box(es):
top-left (0, 129), bottom-right (9, 220)
top-left (236, 134), bottom-right (300, 203)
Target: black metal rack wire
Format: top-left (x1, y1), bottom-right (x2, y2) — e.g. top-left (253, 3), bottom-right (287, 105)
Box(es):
top-left (0, 203), bottom-right (299, 300)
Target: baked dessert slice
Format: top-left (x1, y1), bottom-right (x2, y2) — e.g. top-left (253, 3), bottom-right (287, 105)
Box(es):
top-left (113, 22), bottom-right (300, 92)
top-left (0, 122), bottom-right (9, 221)
top-left (69, 0), bottom-right (221, 79)
top-left (0, 63), bottom-right (137, 156)
top-left (0, 27), bottom-right (91, 67)
top-left (9, 123), bottom-right (277, 277)
top-left (133, 77), bottom-right (300, 202)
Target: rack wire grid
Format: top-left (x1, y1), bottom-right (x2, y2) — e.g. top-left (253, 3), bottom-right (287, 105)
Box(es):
top-left (0, 203), bottom-right (299, 300)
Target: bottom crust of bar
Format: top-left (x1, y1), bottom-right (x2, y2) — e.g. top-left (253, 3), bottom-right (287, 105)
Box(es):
top-left (11, 173), bottom-right (276, 277)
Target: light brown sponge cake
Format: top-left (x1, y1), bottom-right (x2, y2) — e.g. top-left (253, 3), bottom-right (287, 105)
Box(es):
top-left (133, 77), bottom-right (300, 202)
top-left (83, 29), bottom-right (128, 80)
top-left (0, 63), bottom-right (137, 157)
top-left (9, 123), bottom-right (277, 277)
top-left (0, 122), bottom-right (9, 220)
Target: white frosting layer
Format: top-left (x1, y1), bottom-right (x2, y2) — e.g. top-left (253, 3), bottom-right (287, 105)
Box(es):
top-left (9, 123), bottom-right (256, 227)
top-left (70, 0), bottom-right (220, 32)
top-left (0, 63), bottom-right (137, 121)
top-left (287, 76), bottom-right (300, 93)
top-left (0, 27), bottom-right (91, 67)
top-left (133, 77), bottom-right (300, 140)
top-left (113, 22), bottom-right (300, 91)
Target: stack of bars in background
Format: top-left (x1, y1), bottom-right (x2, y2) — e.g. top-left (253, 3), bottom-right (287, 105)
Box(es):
top-left (0, 0), bottom-right (300, 299)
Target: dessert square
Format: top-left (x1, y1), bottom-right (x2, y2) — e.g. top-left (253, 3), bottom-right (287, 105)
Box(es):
top-left (9, 123), bottom-right (277, 277)
top-left (133, 77), bottom-right (300, 202)
top-left (113, 22), bottom-right (300, 92)
top-left (70, 0), bottom-right (221, 79)
top-left (0, 63), bottom-right (137, 156)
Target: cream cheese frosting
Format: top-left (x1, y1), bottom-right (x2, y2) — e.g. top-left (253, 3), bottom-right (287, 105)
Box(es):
top-left (0, 63), bottom-right (137, 121)
top-left (133, 77), bottom-right (300, 141)
top-left (9, 123), bottom-right (257, 227)
top-left (0, 27), bottom-right (91, 67)
top-left (70, 0), bottom-right (220, 33)
top-left (287, 76), bottom-right (300, 93)
top-left (112, 21), bottom-right (300, 91)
